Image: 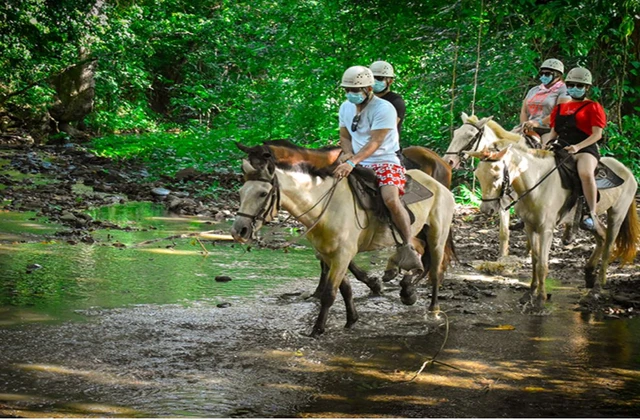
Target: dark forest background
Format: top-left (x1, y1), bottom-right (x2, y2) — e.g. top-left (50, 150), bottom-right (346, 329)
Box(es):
top-left (1, 0), bottom-right (639, 181)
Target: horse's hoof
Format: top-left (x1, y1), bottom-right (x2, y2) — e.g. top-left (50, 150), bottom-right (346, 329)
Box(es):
top-left (519, 291), bottom-right (533, 305)
top-left (368, 278), bottom-right (384, 296)
top-left (309, 326), bottom-right (324, 338)
top-left (521, 301), bottom-right (550, 316)
top-left (382, 269), bottom-right (398, 282)
top-left (400, 288), bottom-right (418, 306)
top-left (345, 317), bottom-right (359, 329)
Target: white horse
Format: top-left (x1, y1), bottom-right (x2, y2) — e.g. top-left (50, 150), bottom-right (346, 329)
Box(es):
top-left (444, 113), bottom-right (530, 258)
top-left (230, 141), bottom-right (456, 337)
top-left (445, 113), bottom-right (577, 258)
top-left (468, 142), bottom-right (639, 311)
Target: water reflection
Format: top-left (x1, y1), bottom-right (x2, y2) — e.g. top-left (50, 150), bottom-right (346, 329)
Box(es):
top-left (0, 203), bottom-right (320, 324)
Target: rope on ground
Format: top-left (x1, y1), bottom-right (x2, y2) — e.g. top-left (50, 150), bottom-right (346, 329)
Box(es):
top-left (376, 310), bottom-right (473, 390)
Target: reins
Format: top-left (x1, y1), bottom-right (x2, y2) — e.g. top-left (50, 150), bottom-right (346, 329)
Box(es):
top-left (240, 170), bottom-right (341, 245)
top-left (285, 177), bottom-right (340, 243)
top-left (504, 152), bottom-right (574, 211)
top-left (479, 148), bottom-right (575, 211)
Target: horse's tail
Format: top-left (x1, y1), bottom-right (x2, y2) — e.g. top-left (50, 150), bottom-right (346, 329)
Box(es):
top-left (441, 228), bottom-right (458, 271)
top-left (612, 200), bottom-right (640, 265)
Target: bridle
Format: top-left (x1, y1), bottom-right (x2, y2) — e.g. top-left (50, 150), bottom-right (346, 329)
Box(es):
top-left (236, 166), bottom-right (340, 241)
top-left (477, 157), bottom-right (515, 207)
top-left (236, 172), bottom-right (281, 229)
top-left (477, 146), bottom-right (574, 211)
top-left (444, 122), bottom-right (486, 162)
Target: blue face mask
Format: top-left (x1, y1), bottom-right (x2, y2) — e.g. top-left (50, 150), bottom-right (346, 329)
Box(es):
top-left (373, 80), bottom-right (387, 93)
top-left (346, 91), bottom-right (365, 104)
top-left (567, 86), bottom-right (586, 99)
top-left (539, 75), bottom-right (553, 85)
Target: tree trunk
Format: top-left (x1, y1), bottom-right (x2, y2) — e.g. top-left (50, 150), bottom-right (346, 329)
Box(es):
top-left (49, 0), bottom-right (105, 141)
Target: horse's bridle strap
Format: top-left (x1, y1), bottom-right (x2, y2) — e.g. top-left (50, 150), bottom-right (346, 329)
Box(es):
top-left (443, 122), bottom-right (485, 157)
top-left (480, 163), bottom-right (511, 203)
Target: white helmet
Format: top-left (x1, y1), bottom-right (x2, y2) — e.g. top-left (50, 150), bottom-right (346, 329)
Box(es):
top-left (565, 67), bottom-right (593, 85)
top-left (369, 60), bottom-right (395, 78)
top-left (540, 58), bottom-right (564, 74)
top-left (341, 66), bottom-right (374, 88)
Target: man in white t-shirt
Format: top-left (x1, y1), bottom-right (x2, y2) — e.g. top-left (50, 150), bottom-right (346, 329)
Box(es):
top-left (333, 66), bottom-right (423, 274)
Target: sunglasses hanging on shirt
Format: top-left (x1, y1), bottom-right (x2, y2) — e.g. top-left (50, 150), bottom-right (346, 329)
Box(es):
top-left (351, 114), bottom-right (361, 132)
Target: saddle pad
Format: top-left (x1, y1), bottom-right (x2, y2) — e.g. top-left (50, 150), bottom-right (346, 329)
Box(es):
top-left (401, 174), bottom-right (434, 205)
top-left (555, 149), bottom-right (625, 191)
top-left (594, 164), bottom-right (624, 189)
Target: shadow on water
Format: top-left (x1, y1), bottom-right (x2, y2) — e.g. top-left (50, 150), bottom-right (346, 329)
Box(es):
top-left (1, 203), bottom-right (640, 417)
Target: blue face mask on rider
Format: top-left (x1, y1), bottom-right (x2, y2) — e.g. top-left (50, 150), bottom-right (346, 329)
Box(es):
top-left (567, 86), bottom-right (586, 99)
top-left (539, 74), bottom-right (553, 86)
top-left (346, 91), bottom-right (366, 104)
top-left (373, 80), bottom-right (387, 93)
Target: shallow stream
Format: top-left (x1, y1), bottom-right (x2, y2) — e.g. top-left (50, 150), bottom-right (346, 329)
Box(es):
top-left (1, 203), bottom-right (640, 417)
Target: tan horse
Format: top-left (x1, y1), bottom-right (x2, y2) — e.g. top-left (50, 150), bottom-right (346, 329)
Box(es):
top-left (260, 140), bottom-right (452, 297)
top-left (231, 141), bottom-right (456, 337)
top-left (469, 142), bottom-right (639, 312)
top-left (445, 113), bottom-right (575, 258)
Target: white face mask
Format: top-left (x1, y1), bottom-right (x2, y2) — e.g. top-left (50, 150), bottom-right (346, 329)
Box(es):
top-left (373, 79), bottom-right (387, 93)
top-left (346, 91), bottom-right (366, 104)
top-left (567, 86), bottom-right (586, 99)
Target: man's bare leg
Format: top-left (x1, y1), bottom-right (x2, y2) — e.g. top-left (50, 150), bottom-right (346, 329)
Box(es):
top-left (381, 185), bottom-right (423, 273)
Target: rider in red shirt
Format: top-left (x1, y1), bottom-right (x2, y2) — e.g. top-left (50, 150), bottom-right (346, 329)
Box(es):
top-left (549, 67), bottom-right (607, 238)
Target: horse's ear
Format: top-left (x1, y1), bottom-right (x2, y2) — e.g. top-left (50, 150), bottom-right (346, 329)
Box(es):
top-left (477, 116), bottom-right (493, 127)
top-left (461, 112), bottom-right (469, 122)
top-left (490, 144), bottom-right (511, 161)
top-left (465, 147), bottom-right (490, 160)
top-left (241, 159), bottom-right (255, 175)
top-left (237, 142), bottom-right (251, 153)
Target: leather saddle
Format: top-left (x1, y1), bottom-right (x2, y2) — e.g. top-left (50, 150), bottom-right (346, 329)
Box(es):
top-left (347, 165), bottom-right (434, 225)
top-left (553, 146), bottom-right (625, 216)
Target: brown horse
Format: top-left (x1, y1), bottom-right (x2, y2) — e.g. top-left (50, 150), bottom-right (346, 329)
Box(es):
top-left (261, 140), bottom-right (452, 297)
top-left (231, 141), bottom-right (456, 336)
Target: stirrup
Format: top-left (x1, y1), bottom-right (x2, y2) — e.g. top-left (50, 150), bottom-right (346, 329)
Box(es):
top-left (579, 216), bottom-right (595, 232)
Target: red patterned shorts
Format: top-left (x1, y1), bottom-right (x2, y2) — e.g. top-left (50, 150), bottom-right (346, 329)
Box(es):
top-left (365, 163), bottom-right (406, 196)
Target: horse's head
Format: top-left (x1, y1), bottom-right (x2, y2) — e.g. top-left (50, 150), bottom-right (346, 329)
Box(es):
top-left (445, 112), bottom-right (494, 169)
top-left (230, 143), bottom-right (280, 243)
top-left (466, 145), bottom-right (511, 216)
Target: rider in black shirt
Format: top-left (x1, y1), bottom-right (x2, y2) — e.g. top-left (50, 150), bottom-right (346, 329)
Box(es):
top-left (370, 61), bottom-right (407, 146)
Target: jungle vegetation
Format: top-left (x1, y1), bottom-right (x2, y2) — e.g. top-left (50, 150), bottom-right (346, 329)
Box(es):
top-left (1, 0), bottom-right (639, 185)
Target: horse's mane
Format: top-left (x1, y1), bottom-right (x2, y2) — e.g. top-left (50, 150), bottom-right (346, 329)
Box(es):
top-left (264, 139), bottom-right (340, 153)
top-left (263, 139), bottom-right (340, 178)
top-left (466, 115), bottom-right (521, 142)
top-left (493, 138), bottom-right (554, 158)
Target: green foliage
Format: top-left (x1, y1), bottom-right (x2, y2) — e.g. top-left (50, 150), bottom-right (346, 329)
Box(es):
top-left (1, 0), bottom-right (639, 184)
top-left (453, 183), bottom-right (482, 207)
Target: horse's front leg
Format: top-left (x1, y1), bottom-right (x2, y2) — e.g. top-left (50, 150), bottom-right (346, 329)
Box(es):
top-left (520, 228), bottom-right (541, 305)
top-left (498, 208), bottom-right (510, 259)
top-left (531, 229), bottom-right (553, 311)
top-left (339, 277), bottom-right (358, 328)
top-left (312, 260), bottom-right (329, 299)
top-left (311, 256), bottom-right (353, 338)
top-left (348, 262), bottom-right (383, 296)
